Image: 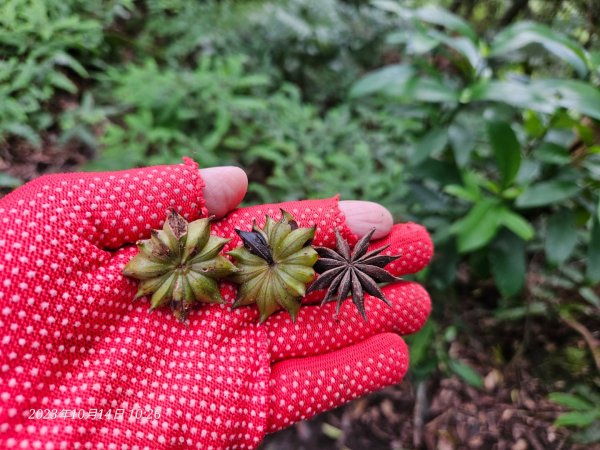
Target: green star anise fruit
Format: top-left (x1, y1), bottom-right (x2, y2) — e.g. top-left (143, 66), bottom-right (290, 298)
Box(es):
top-left (122, 208), bottom-right (238, 322)
top-left (228, 210), bottom-right (318, 323)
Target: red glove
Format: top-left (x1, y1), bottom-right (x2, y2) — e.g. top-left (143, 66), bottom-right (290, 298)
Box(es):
top-left (0, 159), bottom-right (432, 449)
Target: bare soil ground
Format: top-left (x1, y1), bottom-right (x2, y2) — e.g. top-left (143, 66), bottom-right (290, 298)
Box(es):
top-left (0, 136), bottom-right (92, 183)
top-left (260, 325), bottom-right (596, 450)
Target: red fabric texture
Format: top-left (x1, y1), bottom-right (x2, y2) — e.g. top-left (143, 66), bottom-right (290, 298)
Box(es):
top-left (0, 160), bottom-right (433, 449)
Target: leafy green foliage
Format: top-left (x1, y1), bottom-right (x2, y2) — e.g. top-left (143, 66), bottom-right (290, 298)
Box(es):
top-left (136, 0), bottom-right (394, 105)
top-left (587, 218), bottom-right (600, 284)
top-left (487, 121), bottom-right (521, 189)
top-left (407, 320), bottom-right (484, 388)
top-left (0, 173), bottom-right (22, 188)
top-left (89, 56), bottom-right (271, 169)
top-left (350, 6), bottom-right (599, 414)
top-left (545, 210), bottom-right (578, 265)
top-left (0, 0), bottom-right (133, 147)
top-left (550, 386), bottom-right (600, 438)
top-left (87, 56), bottom-right (406, 208)
top-left (248, 99), bottom-right (407, 207)
top-left (489, 21), bottom-right (590, 77)
top-left (352, 3), bottom-right (600, 309)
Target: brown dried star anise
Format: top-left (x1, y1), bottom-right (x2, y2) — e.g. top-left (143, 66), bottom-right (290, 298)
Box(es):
top-left (306, 228), bottom-right (401, 319)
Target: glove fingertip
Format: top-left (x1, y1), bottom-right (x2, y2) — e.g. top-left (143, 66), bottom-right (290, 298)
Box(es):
top-left (182, 157), bottom-right (208, 218)
top-left (370, 222), bottom-right (434, 276)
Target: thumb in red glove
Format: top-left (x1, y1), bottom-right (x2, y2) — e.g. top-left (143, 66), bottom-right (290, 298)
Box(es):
top-left (0, 159), bottom-right (432, 449)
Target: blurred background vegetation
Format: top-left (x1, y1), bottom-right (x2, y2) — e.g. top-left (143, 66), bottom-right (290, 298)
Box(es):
top-left (1, 0), bottom-right (599, 448)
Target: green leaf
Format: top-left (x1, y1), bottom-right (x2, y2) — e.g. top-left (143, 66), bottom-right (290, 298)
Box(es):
top-left (444, 184), bottom-right (479, 202)
top-left (447, 359), bottom-right (483, 388)
top-left (579, 287), bottom-right (600, 307)
top-left (449, 121), bottom-right (476, 168)
top-left (407, 77), bottom-right (460, 103)
top-left (462, 170), bottom-right (483, 199)
top-left (466, 80), bottom-right (555, 114)
top-left (494, 302), bottom-right (547, 321)
top-left (48, 72), bottom-right (78, 94)
top-left (451, 197), bottom-right (502, 253)
top-left (545, 210), bottom-right (578, 265)
top-left (349, 64), bottom-right (414, 98)
top-left (321, 423), bottom-right (342, 440)
top-left (54, 52), bottom-right (89, 78)
top-left (3, 123), bottom-right (41, 147)
top-left (591, 50), bottom-right (600, 71)
top-left (411, 160), bottom-right (461, 186)
top-left (411, 127), bottom-right (448, 166)
top-left (498, 209), bottom-right (534, 241)
top-left (515, 160), bottom-right (542, 185)
top-left (0, 173), bottom-right (23, 188)
top-left (490, 22), bottom-right (589, 77)
top-left (549, 393), bottom-right (595, 411)
top-left (423, 29), bottom-right (482, 72)
top-left (443, 36), bottom-right (482, 72)
top-left (534, 79), bottom-right (600, 120)
top-left (555, 411), bottom-right (600, 428)
top-left (351, 66), bottom-right (459, 103)
top-left (586, 218), bottom-right (600, 284)
top-left (523, 110), bottom-right (545, 137)
top-left (371, 0), bottom-right (409, 16)
top-left (468, 78), bottom-right (600, 120)
top-left (572, 422), bottom-right (600, 445)
top-left (490, 230), bottom-right (526, 297)
top-left (388, 29), bottom-right (439, 54)
top-left (533, 142), bottom-right (571, 165)
top-left (487, 121), bottom-right (521, 188)
top-left (408, 320), bottom-right (436, 368)
top-left (516, 180), bottom-right (580, 208)
top-left (415, 6), bottom-right (477, 42)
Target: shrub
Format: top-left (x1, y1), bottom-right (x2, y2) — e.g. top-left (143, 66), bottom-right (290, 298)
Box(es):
top-left (351, 3), bottom-right (600, 297)
top-left (0, 0), bottom-right (132, 147)
top-left (136, 0), bottom-right (395, 104)
top-left (89, 55), bottom-right (409, 212)
top-left (350, 3), bottom-right (600, 401)
top-left (88, 56), bottom-right (271, 170)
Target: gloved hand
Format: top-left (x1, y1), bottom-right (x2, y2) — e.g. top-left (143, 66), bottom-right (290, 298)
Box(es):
top-left (0, 158), bottom-right (432, 449)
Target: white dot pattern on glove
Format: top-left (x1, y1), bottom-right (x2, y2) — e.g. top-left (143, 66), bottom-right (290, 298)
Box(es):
top-left (267, 333), bottom-right (409, 432)
top-left (267, 281), bottom-right (430, 362)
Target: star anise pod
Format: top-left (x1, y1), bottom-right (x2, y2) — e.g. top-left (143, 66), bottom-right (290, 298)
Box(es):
top-left (228, 210), bottom-right (318, 323)
top-left (306, 228), bottom-right (401, 320)
top-left (122, 208), bottom-right (238, 323)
